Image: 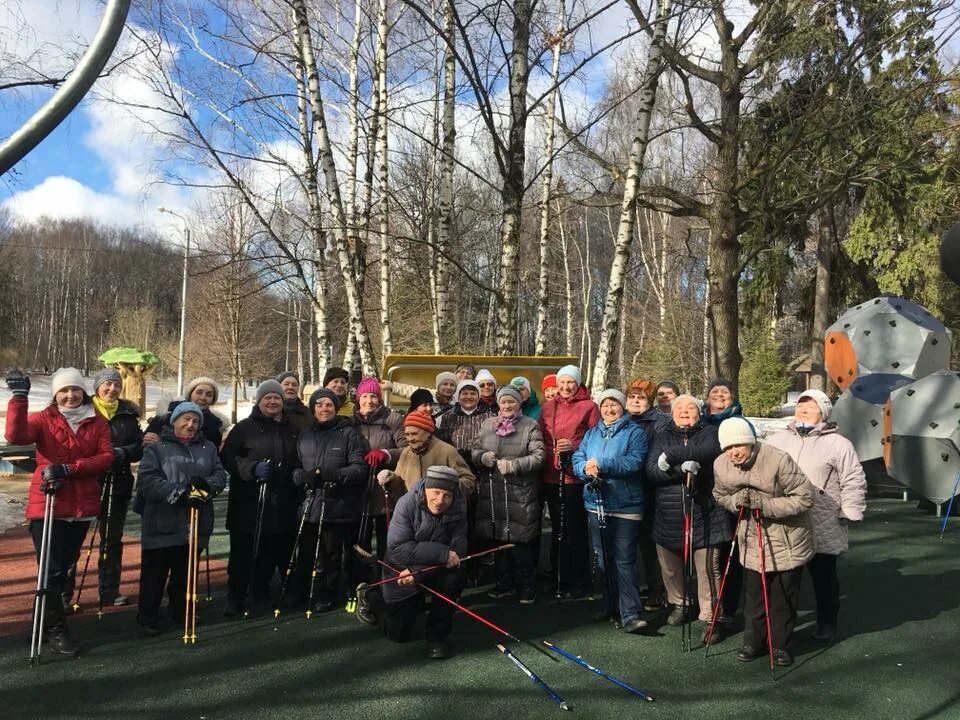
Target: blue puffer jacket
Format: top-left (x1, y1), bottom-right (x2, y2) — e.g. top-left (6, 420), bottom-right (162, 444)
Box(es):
top-left (135, 428), bottom-right (228, 551)
top-left (383, 479), bottom-right (467, 605)
top-left (573, 414), bottom-right (647, 515)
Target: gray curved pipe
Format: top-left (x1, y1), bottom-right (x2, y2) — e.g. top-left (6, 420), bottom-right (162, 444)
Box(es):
top-left (0, 0), bottom-right (131, 176)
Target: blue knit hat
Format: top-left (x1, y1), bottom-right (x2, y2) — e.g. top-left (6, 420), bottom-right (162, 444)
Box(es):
top-left (170, 401), bottom-right (204, 427)
top-left (556, 365), bottom-right (582, 386)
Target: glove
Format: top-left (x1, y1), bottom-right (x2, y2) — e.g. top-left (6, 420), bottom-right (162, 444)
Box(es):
top-left (303, 468), bottom-right (320, 489)
top-left (41, 464), bottom-right (70, 481)
top-left (732, 488), bottom-right (751, 509)
top-left (588, 476), bottom-right (603, 491)
top-left (112, 447), bottom-right (125, 462)
top-left (680, 460), bottom-right (701, 475)
top-left (377, 469), bottom-right (397, 487)
top-left (480, 451), bottom-right (497, 468)
top-left (364, 449), bottom-right (390, 468)
top-left (192, 476), bottom-right (211, 492)
top-left (320, 468), bottom-right (341, 487)
top-left (254, 461), bottom-right (272, 482)
top-left (496, 458), bottom-right (513, 476)
top-left (748, 494), bottom-right (765, 514)
top-left (186, 489), bottom-right (210, 508)
top-left (558, 449), bottom-right (572, 467)
top-left (40, 476), bottom-right (63, 495)
top-left (657, 453), bottom-right (670, 472)
top-left (5, 369), bottom-right (30, 396)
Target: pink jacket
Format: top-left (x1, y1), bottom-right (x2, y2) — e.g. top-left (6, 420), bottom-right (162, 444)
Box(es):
top-left (538, 385), bottom-right (600, 485)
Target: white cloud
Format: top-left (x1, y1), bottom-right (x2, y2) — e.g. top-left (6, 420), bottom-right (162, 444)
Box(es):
top-left (2, 175), bottom-right (146, 226)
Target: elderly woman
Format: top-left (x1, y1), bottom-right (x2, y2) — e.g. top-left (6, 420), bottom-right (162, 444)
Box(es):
top-left (474, 369), bottom-right (498, 410)
top-left (510, 376), bottom-right (541, 420)
top-left (713, 417), bottom-right (814, 666)
top-left (539, 364), bottom-right (600, 599)
top-left (646, 394), bottom-right (729, 632)
top-left (144, 376), bottom-right (224, 447)
top-left (472, 386), bottom-right (545, 604)
top-left (702, 379), bottom-right (742, 426)
top-left (135, 402), bottom-right (227, 635)
top-left (277, 371), bottom-right (312, 431)
top-left (90, 368), bottom-right (143, 608)
top-left (765, 389), bottom-right (866, 644)
top-left (290, 388), bottom-right (368, 614)
top-left (455, 362), bottom-right (476, 381)
top-left (434, 372), bottom-right (459, 416)
top-left (220, 380), bottom-right (301, 617)
top-left (574, 389), bottom-right (648, 633)
top-left (323, 366), bottom-right (355, 417)
top-left (5, 368), bottom-right (113, 656)
top-left (435, 380), bottom-right (495, 460)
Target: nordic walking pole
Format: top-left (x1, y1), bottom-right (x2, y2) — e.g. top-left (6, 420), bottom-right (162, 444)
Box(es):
top-left (97, 474), bottom-right (113, 618)
top-left (754, 508), bottom-right (774, 671)
top-left (183, 505), bottom-right (195, 644)
top-left (305, 484), bottom-right (328, 619)
top-left (488, 469), bottom-right (498, 539)
top-left (29, 492), bottom-right (55, 664)
top-left (680, 472), bottom-right (693, 652)
top-left (939, 469), bottom-right (960, 540)
top-left (542, 639), bottom-right (655, 701)
top-left (704, 504), bottom-right (746, 652)
top-left (190, 507), bottom-right (199, 643)
top-left (502, 470), bottom-right (512, 543)
top-left (72, 478), bottom-right (109, 613)
top-left (360, 544), bottom-right (516, 591)
top-left (555, 453), bottom-right (569, 599)
top-left (355, 546), bottom-right (558, 663)
top-left (348, 470), bottom-right (375, 614)
top-left (274, 489), bottom-right (314, 618)
top-left (591, 477), bottom-right (616, 621)
top-left (497, 644), bottom-right (571, 711)
top-left (245, 482), bottom-right (267, 617)
top-left (205, 546), bottom-right (212, 602)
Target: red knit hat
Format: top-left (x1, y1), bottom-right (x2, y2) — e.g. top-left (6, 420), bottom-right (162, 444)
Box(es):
top-left (403, 409), bottom-right (435, 433)
top-left (541, 374), bottom-right (557, 391)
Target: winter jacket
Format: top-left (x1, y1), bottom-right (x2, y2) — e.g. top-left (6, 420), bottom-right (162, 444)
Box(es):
top-left (338, 397), bottom-right (355, 418)
top-left (765, 422), bottom-right (866, 555)
top-left (574, 414), bottom-right (648, 515)
top-left (99, 398), bottom-right (144, 498)
top-left (220, 406), bottom-right (301, 535)
top-left (539, 385), bottom-right (601, 486)
top-left (283, 398), bottom-right (313, 431)
top-left (645, 420), bottom-right (730, 549)
top-left (521, 394), bottom-right (542, 421)
top-left (630, 407), bottom-right (666, 439)
top-left (353, 405), bottom-right (406, 515)
top-left (471, 414), bottom-right (545, 543)
top-left (6, 397), bottom-right (114, 521)
top-left (703, 402), bottom-right (743, 426)
top-left (293, 416), bottom-right (368, 524)
top-left (436, 404), bottom-right (495, 457)
top-left (383, 478), bottom-right (467, 605)
top-left (394, 437), bottom-right (476, 496)
top-left (135, 427), bottom-right (228, 551)
top-left (147, 402), bottom-right (224, 447)
top-left (713, 443), bottom-right (815, 572)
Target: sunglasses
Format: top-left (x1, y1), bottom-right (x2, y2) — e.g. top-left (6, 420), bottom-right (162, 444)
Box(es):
top-left (478, 382), bottom-right (495, 388)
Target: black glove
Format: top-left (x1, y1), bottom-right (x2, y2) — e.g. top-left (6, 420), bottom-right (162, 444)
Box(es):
top-left (40, 476), bottom-right (64, 495)
top-left (112, 447), bottom-right (125, 462)
top-left (303, 467), bottom-right (320, 490)
top-left (558, 450), bottom-right (572, 467)
top-left (588, 476), bottom-right (603, 491)
top-left (186, 490), bottom-right (210, 509)
top-left (41, 464), bottom-right (70, 481)
top-left (5, 369), bottom-right (30, 396)
top-left (320, 468), bottom-right (341, 487)
top-left (192, 476), bottom-right (211, 492)
top-left (254, 460), bottom-right (272, 484)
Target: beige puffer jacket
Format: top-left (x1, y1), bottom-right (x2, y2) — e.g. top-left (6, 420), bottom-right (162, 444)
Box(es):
top-left (713, 444), bottom-right (814, 573)
top-left (766, 422), bottom-right (866, 555)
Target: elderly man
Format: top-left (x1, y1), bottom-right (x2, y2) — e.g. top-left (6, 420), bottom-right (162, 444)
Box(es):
top-left (378, 411), bottom-right (475, 497)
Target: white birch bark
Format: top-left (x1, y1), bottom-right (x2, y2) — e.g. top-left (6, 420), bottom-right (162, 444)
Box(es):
top-left (558, 201), bottom-right (574, 356)
top-left (590, 0), bottom-right (673, 394)
top-left (376, 0), bottom-right (393, 355)
top-left (345, 0), bottom-right (363, 232)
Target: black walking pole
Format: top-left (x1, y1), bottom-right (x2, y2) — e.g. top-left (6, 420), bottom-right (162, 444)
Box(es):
top-left (591, 477), bottom-right (617, 622)
top-left (72, 476), bottom-right (109, 613)
top-left (245, 481), bottom-right (267, 617)
top-left (275, 489), bottom-right (315, 618)
top-left (555, 451), bottom-right (570, 600)
top-left (305, 484), bottom-right (328, 619)
top-left (502, 469), bottom-right (512, 543)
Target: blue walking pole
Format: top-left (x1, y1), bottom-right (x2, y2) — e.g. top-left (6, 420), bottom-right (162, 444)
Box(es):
top-left (497, 644), bottom-right (571, 711)
top-left (542, 640), bottom-right (655, 702)
top-left (939, 469), bottom-right (960, 540)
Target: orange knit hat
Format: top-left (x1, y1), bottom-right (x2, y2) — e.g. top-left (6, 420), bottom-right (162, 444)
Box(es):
top-left (403, 409), bottom-right (435, 433)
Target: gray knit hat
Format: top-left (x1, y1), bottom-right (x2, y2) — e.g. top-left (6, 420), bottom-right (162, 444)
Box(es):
top-left (93, 368), bottom-right (122, 393)
top-left (424, 465), bottom-right (458, 492)
top-left (256, 379), bottom-right (284, 404)
top-left (496, 386), bottom-right (522, 404)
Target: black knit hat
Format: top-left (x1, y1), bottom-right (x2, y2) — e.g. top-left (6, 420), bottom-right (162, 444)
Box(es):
top-left (309, 387), bottom-right (342, 411)
top-left (707, 378), bottom-right (735, 395)
top-left (323, 366), bottom-right (349, 387)
top-left (409, 388), bottom-right (435, 411)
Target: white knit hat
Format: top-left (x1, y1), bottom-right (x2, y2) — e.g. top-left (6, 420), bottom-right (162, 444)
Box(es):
top-left (51, 367), bottom-right (87, 397)
top-left (185, 376), bottom-right (219, 404)
top-left (797, 389), bottom-right (832, 422)
top-left (475, 369), bottom-right (496, 386)
top-left (556, 364), bottom-right (582, 385)
top-left (597, 388), bottom-right (626, 409)
top-left (718, 417), bottom-right (757, 450)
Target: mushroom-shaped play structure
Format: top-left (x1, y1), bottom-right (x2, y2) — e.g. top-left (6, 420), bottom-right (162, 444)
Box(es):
top-left (97, 347), bottom-right (160, 417)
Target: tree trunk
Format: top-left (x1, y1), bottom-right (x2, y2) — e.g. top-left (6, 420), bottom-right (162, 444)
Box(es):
top-left (590, 0), bottom-right (672, 394)
top-left (376, 0), bottom-right (393, 356)
top-left (809, 205), bottom-right (836, 390)
top-left (558, 201), bottom-right (574, 356)
top-left (433, 0), bottom-right (456, 354)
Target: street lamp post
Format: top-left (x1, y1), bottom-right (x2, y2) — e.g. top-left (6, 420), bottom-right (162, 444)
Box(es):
top-left (158, 207), bottom-right (190, 397)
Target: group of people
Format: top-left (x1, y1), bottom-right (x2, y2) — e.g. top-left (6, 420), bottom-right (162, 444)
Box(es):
top-left (7, 360), bottom-right (866, 666)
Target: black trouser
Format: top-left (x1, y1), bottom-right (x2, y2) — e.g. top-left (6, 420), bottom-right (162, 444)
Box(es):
top-left (719, 540), bottom-right (744, 618)
top-left (637, 505), bottom-right (663, 598)
top-left (382, 568), bottom-right (465, 643)
top-left (296, 521), bottom-right (359, 603)
top-left (228, 529), bottom-right (296, 604)
top-left (743, 566), bottom-right (803, 652)
top-left (138, 545), bottom-right (189, 626)
top-left (98, 493), bottom-right (131, 601)
top-left (542, 483), bottom-right (590, 592)
top-left (29, 519), bottom-right (89, 631)
top-left (806, 553), bottom-right (839, 628)
top-left (494, 539), bottom-right (538, 593)
top-left (359, 514), bottom-right (389, 562)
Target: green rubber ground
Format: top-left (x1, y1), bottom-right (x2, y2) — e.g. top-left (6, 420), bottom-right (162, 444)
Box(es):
top-left (2, 496), bottom-right (958, 720)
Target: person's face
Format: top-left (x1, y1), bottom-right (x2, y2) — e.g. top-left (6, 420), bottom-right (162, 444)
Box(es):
top-left (544, 386), bottom-right (558, 401)
top-left (425, 487), bottom-right (454, 515)
top-left (626, 391), bottom-right (650, 415)
top-left (795, 398), bottom-right (823, 424)
top-left (358, 392), bottom-right (380, 415)
top-left (725, 443), bottom-right (752, 465)
top-left (708, 385), bottom-right (733, 413)
top-left (672, 399), bottom-right (700, 427)
top-left (189, 384), bottom-right (216, 409)
top-left (515, 384), bottom-right (530, 402)
top-left (414, 401), bottom-right (434, 415)
top-left (458, 388), bottom-right (479, 411)
top-left (173, 412), bottom-right (200, 437)
top-left (97, 380), bottom-right (122, 402)
top-left (557, 376), bottom-right (577, 398)
top-left (477, 378), bottom-right (495, 400)
top-left (498, 395), bottom-right (520, 416)
top-left (259, 392), bottom-right (283, 418)
top-left (280, 376), bottom-right (300, 400)
top-left (55, 386), bottom-right (84, 409)
top-left (657, 386), bottom-right (677, 409)
top-left (455, 366), bottom-right (474, 380)
top-left (600, 398), bottom-right (624, 424)
top-left (313, 398), bottom-right (337, 423)
top-left (403, 426), bottom-right (431, 451)
top-left (436, 380), bottom-right (457, 401)
top-left (326, 376), bottom-right (348, 397)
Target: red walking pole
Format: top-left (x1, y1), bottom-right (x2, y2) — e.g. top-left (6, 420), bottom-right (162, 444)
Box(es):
top-left (754, 508), bottom-right (775, 671)
top-left (704, 504), bottom-right (746, 651)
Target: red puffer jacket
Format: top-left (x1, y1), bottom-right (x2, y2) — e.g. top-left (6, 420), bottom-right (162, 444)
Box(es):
top-left (538, 384), bottom-right (600, 485)
top-left (5, 397), bottom-right (114, 520)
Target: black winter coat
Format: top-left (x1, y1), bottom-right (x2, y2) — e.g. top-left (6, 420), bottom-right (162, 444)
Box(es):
top-left (146, 401), bottom-right (224, 447)
top-left (293, 417), bottom-right (368, 524)
top-left (103, 399), bottom-right (144, 497)
top-left (220, 407), bottom-right (301, 535)
top-left (283, 398), bottom-right (313, 431)
top-left (645, 420), bottom-right (730, 550)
